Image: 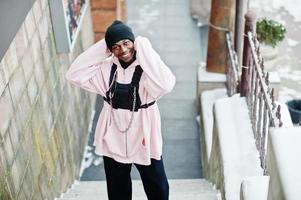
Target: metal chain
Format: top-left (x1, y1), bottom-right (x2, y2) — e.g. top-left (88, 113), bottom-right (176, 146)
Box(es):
top-left (109, 70), bottom-right (117, 99)
top-left (109, 71), bottom-right (136, 133)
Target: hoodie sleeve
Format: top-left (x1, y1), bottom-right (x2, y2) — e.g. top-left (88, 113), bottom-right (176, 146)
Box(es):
top-left (135, 36), bottom-right (176, 100)
top-left (65, 39), bottom-right (111, 96)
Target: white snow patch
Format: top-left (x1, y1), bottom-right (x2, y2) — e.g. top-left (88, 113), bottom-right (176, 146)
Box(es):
top-left (198, 62), bottom-right (226, 82)
top-left (278, 19), bottom-right (286, 26)
top-left (276, 102), bottom-right (294, 127)
top-left (79, 145), bottom-right (104, 178)
top-left (268, 71), bottom-right (281, 83)
top-left (279, 70), bottom-right (301, 81)
top-left (287, 38), bottom-right (299, 47)
top-left (269, 127), bottom-right (301, 199)
top-left (200, 88), bottom-right (227, 160)
top-left (196, 115), bottom-right (200, 125)
top-left (272, 0), bottom-right (301, 22)
top-left (250, 0), bottom-right (301, 22)
top-left (277, 65), bottom-right (292, 73)
top-left (279, 86), bottom-right (301, 103)
top-left (293, 70), bottom-right (301, 75)
top-left (286, 47), bottom-right (293, 52)
top-left (241, 176), bottom-right (270, 200)
top-left (93, 156), bottom-right (103, 166)
top-left (214, 94), bottom-right (263, 200)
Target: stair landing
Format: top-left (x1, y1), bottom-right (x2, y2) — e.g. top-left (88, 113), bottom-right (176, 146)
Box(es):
top-left (57, 179), bottom-right (221, 200)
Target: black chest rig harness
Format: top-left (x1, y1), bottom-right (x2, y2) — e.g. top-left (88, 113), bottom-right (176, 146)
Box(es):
top-left (104, 63), bottom-right (155, 112)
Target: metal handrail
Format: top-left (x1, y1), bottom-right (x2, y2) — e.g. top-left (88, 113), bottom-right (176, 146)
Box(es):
top-left (244, 31), bottom-right (283, 174)
top-left (225, 32), bottom-right (240, 96)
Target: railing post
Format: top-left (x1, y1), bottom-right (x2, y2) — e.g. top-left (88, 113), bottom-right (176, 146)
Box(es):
top-left (240, 11), bottom-right (256, 97)
top-left (206, 0), bottom-right (234, 73)
top-left (234, 0), bottom-right (248, 67)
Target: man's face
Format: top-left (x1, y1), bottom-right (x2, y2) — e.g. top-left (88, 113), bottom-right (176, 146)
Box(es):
top-left (111, 39), bottom-right (135, 63)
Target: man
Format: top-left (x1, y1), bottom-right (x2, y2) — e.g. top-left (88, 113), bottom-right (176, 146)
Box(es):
top-left (66, 20), bottom-right (176, 200)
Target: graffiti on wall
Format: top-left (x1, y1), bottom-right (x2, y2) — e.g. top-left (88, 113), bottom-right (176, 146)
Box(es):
top-left (63, 0), bottom-right (86, 42)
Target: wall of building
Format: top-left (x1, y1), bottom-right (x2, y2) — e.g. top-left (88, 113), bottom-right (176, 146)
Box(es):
top-left (0, 0), bottom-right (95, 199)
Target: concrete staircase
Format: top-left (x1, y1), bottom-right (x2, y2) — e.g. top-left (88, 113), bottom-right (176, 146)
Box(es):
top-left (57, 179), bottom-right (221, 200)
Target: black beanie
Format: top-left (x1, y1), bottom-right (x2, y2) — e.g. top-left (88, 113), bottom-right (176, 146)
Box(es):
top-left (105, 20), bottom-right (135, 51)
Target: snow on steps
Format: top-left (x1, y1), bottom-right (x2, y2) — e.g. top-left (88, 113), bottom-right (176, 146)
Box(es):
top-left (56, 179), bottom-right (221, 200)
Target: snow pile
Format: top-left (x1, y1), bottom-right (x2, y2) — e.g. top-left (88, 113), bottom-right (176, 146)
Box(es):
top-left (79, 145), bottom-right (103, 178)
top-left (240, 176), bottom-right (270, 200)
top-left (190, 0), bottom-right (211, 26)
top-left (279, 86), bottom-right (301, 103)
top-left (287, 38), bottom-right (299, 47)
top-left (198, 62), bottom-right (226, 82)
top-left (268, 71), bottom-right (281, 83)
top-left (213, 94), bottom-right (263, 200)
top-left (200, 88), bottom-right (227, 160)
top-left (275, 101), bottom-right (294, 127)
top-left (209, 94), bottom-right (294, 200)
top-left (268, 127), bottom-right (301, 200)
top-left (250, 0), bottom-right (301, 22)
top-left (278, 68), bottom-right (301, 82)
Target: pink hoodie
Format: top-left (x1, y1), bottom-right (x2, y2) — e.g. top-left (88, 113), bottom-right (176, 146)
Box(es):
top-left (66, 36), bottom-right (176, 165)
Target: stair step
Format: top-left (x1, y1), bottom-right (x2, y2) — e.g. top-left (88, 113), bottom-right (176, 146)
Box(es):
top-left (59, 193), bottom-right (219, 200)
top-left (57, 179), bottom-right (221, 200)
top-left (70, 179), bottom-right (214, 191)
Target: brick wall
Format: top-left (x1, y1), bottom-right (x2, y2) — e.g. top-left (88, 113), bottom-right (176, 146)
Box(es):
top-left (0, 0), bottom-right (95, 199)
top-left (91, 0), bottom-right (126, 41)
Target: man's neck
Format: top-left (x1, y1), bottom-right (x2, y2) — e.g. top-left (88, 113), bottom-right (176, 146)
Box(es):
top-left (119, 51), bottom-right (136, 69)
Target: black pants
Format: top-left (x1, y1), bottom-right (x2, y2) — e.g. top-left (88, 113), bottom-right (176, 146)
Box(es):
top-left (103, 156), bottom-right (169, 200)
